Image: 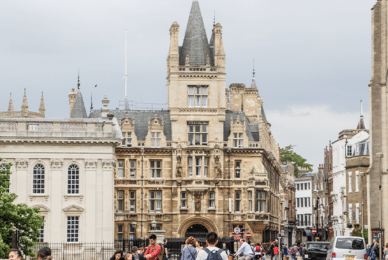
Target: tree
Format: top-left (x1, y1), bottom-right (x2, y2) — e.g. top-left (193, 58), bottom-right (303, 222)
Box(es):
top-left (0, 159), bottom-right (44, 258)
top-left (280, 145), bottom-right (313, 177)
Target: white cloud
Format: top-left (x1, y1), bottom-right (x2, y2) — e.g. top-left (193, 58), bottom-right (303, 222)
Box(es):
top-left (266, 105), bottom-right (368, 171)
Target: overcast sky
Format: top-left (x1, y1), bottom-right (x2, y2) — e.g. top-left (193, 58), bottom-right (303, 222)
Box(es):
top-left (0, 0), bottom-right (376, 171)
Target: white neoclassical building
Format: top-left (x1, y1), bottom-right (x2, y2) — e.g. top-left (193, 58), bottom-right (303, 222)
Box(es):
top-left (295, 172), bottom-right (313, 239)
top-left (0, 117), bottom-right (121, 243)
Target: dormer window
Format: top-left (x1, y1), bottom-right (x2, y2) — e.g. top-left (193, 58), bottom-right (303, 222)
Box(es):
top-left (151, 132), bottom-right (161, 147)
top-left (188, 124), bottom-right (208, 145)
top-left (122, 132), bottom-right (132, 147)
top-left (188, 86), bottom-right (208, 107)
top-left (233, 133), bottom-right (243, 148)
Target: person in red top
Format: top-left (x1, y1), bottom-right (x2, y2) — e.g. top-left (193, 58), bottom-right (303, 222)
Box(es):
top-left (273, 242), bottom-right (279, 260)
top-left (144, 234), bottom-right (162, 260)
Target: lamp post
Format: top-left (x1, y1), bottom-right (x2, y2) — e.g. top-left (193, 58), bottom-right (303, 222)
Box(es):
top-left (151, 220), bottom-right (157, 231)
top-left (314, 190), bottom-right (319, 241)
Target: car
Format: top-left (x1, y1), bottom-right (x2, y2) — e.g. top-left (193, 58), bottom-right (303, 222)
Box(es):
top-left (326, 236), bottom-right (367, 260)
top-left (304, 242), bottom-right (330, 260)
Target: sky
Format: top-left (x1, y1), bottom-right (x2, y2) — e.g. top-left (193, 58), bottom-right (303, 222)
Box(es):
top-left (0, 0), bottom-right (376, 171)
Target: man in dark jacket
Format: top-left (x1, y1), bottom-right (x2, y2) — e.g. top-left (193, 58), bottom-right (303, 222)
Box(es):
top-left (267, 242), bottom-right (275, 260)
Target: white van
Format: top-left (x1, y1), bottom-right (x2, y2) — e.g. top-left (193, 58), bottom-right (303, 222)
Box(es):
top-left (326, 236), bottom-right (367, 260)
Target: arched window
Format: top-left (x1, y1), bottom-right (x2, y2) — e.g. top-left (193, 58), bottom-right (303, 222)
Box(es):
top-left (68, 165), bottom-right (79, 194)
top-left (33, 164), bottom-right (45, 194)
top-left (1, 164), bottom-right (10, 193)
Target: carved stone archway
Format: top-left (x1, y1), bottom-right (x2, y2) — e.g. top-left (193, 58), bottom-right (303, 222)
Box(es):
top-left (177, 216), bottom-right (219, 237)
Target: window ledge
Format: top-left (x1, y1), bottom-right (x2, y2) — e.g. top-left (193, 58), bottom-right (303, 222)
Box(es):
top-left (180, 207), bottom-right (189, 211)
top-left (207, 208), bottom-right (216, 211)
top-left (64, 195), bottom-right (84, 202)
top-left (29, 194), bottom-right (49, 201)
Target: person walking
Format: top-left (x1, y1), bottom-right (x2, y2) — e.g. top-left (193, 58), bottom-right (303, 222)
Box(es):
top-left (254, 243), bottom-right (262, 260)
top-left (8, 249), bottom-right (23, 260)
top-left (282, 244), bottom-right (288, 260)
top-left (37, 247), bottom-right (53, 260)
top-left (222, 243), bottom-right (231, 256)
top-left (181, 236), bottom-right (197, 260)
top-left (273, 243), bottom-right (279, 260)
top-left (384, 243), bottom-right (388, 260)
top-left (235, 239), bottom-right (254, 260)
top-left (196, 232), bottom-right (228, 260)
top-left (144, 234), bottom-right (162, 260)
top-left (290, 244), bottom-right (296, 260)
top-left (266, 242), bottom-right (274, 260)
top-left (110, 250), bottom-right (125, 260)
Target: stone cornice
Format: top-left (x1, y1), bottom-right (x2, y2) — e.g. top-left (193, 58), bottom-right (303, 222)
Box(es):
top-left (0, 138), bottom-right (120, 145)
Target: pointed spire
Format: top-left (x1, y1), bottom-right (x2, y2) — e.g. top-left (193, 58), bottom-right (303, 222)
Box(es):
top-left (70, 75), bottom-right (87, 118)
top-left (22, 88), bottom-right (28, 108)
top-left (8, 93), bottom-right (14, 111)
top-left (250, 59), bottom-right (258, 89)
top-left (39, 92), bottom-right (45, 116)
top-left (357, 99), bottom-right (365, 129)
top-left (77, 74), bottom-right (81, 90)
top-left (179, 1), bottom-right (212, 66)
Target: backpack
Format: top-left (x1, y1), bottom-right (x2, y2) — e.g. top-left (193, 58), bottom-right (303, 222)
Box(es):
top-left (204, 248), bottom-right (224, 260)
top-left (291, 248), bottom-right (295, 254)
top-left (147, 243), bottom-right (164, 260)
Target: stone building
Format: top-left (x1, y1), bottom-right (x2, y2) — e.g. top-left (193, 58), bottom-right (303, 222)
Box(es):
top-left (0, 115), bottom-right (121, 243)
top-left (368, 0), bottom-right (388, 243)
top-left (75, 0), bottom-right (285, 242)
top-left (323, 141), bottom-right (334, 239)
top-left (345, 135), bottom-right (369, 238)
top-left (0, 89), bottom-right (45, 118)
top-left (281, 162), bottom-right (296, 246)
top-left (294, 172), bottom-right (314, 242)
top-left (311, 166), bottom-right (328, 240)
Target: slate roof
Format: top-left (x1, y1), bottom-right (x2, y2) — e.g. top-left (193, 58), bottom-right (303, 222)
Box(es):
top-left (179, 1), bottom-right (213, 66)
top-left (261, 104), bottom-right (269, 124)
top-left (70, 90), bottom-right (87, 118)
top-left (89, 110), bottom-right (172, 141)
top-left (224, 110), bottom-right (259, 142)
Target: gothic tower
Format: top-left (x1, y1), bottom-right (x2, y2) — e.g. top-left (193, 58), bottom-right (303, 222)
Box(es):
top-left (166, 0), bottom-right (226, 147)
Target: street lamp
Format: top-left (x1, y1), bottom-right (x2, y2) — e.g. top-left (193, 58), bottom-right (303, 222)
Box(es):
top-left (151, 220), bottom-right (157, 230)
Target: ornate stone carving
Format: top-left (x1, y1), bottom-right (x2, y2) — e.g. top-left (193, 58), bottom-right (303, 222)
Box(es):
top-left (60, 123), bottom-right (86, 132)
top-left (194, 192), bottom-right (201, 212)
top-left (0, 122), bottom-right (17, 131)
top-left (148, 180), bottom-right (164, 185)
top-left (15, 159), bottom-right (28, 169)
top-left (176, 165), bottom-right (182, 178)
top-left (50, 159), bottom-right (63, 169)
top-left (102, 160), bottom-right (115, 170)
top-left (115, 180), bottom-right (137, 185)
top-left (85, 159), bottom-right (97, 169)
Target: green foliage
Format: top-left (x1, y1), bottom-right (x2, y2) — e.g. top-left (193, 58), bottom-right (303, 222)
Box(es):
top-left (0, 159), bottom-right (44, 258)
top-left (351, 226), bottom-right (368, 244)
top-left (280, 145), bottom-right (313, 177)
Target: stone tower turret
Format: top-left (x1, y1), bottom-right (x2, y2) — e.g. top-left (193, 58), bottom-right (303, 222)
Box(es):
top-left (8, 93), bottom-right (14, 112)
top-left (69, 88), bottom-right (77, 116)
top-left (39, 92), bottom-right (45, 117)
top-left (21, 88), bottom-right (28, 117)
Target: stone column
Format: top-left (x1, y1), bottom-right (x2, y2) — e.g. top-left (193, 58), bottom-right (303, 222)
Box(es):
top-left (50, 159), bottom-right (63, 242)
top-left (85, 159), bottom-right (98, 242)
top-left (102, 160), bottom-right (115, 243)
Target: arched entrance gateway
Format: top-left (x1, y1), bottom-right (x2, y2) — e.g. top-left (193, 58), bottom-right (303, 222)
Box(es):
top-left (177, 216), bottom-right (219, 238)
top-left (185, 224), bottom-right (208, 238)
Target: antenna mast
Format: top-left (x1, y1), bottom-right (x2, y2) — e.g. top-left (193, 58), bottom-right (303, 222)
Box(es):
top-left (124, 29), bottom-right (129, 110)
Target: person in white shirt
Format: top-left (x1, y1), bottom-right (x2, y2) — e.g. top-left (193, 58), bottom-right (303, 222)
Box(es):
top-left (196, 232), bottom-right (228, 260)
top-left (235, 239), bottom-right (254, 260)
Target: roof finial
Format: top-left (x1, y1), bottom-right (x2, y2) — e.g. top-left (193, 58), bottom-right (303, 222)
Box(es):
top-left (77, 70), bottom-right (80, 90)
top-left (213, 10), bottom-right (216, 27)
top-left (360, 99), bottom-right (363, 118)
top-left (357, 99), bottom-right (365, 129)
top-left (8, 93), bottom-right (14, 112)
top-left (253, 59), bottom-right (255, 78)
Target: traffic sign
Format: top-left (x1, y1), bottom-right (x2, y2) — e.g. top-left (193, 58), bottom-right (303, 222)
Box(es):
top-left (246, 232), bottom-right (252, 238)
top-left (312, 228), bottom-right (317, 234)
top-left (234, 227), bottom-right (241, 234)
top-left (233, 234), bottom-right (242, 240)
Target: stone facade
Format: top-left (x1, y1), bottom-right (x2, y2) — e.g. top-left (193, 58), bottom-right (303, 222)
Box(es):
top-left (83, 1), bottom-right (285, 243)
top-left (0, 89), bottom-right (45, 118)
top-left (0, 118), bottom-right (121, 243)
top-left (345, 155), bottom-right (369, 232)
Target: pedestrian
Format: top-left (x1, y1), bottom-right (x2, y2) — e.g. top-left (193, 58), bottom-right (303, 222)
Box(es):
top-left (37, 247), bottom-right (52, 260)
top-left (222, 243), bottom-right (230, 256)
top-left (273, 243), bottom-right (279, 260)
top-left (144, 234), bottom-right (162, 260)
top-left (373, 239), bottom-right (380, 260)
top-left (290, 244), bottom-right (296, 260)
top-left (131, 247), bottom-right (140, 260)
top-left (196, 232), bottom-right (228, 260)
top-left (8, 249), bottom-right (23, 260)
top-left (384, 243), bottom-right (388, 260)
top-left (126, 253), bottom-right (134, 260)
top-left (110, 250), bottom-right (125, 260)
top-left (254, 243), bottom-right (262, 260)
top-left (367, 245), bottom-right (372, 260)
top-left (181, 236), bottom-right (197, 260)
top-left (282, 244), bottom-right (288, 260)
top-left (266, 242), bottom-right (274, 260)
top-left (235, 239), bottom-right (254, 260)
top-left (196, 241), bottom-right (203, 254)
top-left (163, 239), bottom-right (170, 260)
